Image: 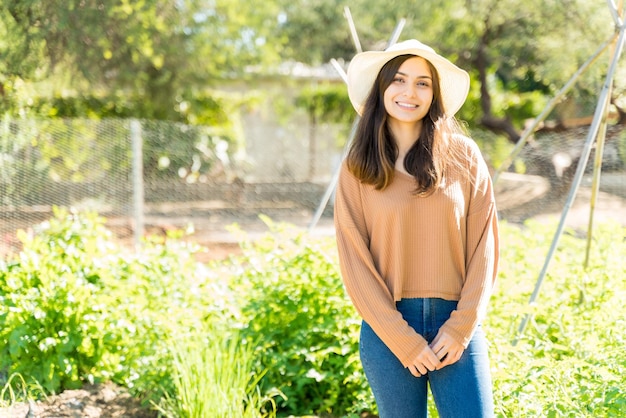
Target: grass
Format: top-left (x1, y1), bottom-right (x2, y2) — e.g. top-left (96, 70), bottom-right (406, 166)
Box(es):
top-left (154, 326), bottom-right (278, 418)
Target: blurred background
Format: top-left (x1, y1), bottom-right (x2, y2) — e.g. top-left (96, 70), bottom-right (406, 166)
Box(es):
top-left (1, 0), bottom-right (625, 256)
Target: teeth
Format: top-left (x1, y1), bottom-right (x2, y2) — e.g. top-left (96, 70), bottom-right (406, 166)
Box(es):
top-left (397, 102), bottom-right (417, 108)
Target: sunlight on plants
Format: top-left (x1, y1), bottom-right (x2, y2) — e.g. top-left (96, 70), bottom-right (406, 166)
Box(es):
top-left (0, 373), bottom-right (46, 409)
top-left (1, 211), bottom-right (625, 417)
top-left (154, 326), bottom-right (278, 418)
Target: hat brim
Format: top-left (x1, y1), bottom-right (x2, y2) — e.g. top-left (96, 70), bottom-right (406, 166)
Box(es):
top-left (346, 40), bottom-right (470, 117)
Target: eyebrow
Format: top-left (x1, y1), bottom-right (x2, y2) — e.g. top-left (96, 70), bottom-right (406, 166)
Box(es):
top-left (396, 71), bottom-right (432, 80)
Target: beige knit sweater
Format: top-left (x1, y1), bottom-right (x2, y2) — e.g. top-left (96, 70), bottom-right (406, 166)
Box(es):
top-left (334, 135), bottom-right (499, 368)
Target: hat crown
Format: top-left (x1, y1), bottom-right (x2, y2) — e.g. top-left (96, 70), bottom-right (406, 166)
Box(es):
top-left (387, 39), bottom-right (435, 54)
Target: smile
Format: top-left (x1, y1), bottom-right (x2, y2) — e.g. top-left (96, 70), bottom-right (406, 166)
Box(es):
top-left (396, 101), bottom-right (418, 109)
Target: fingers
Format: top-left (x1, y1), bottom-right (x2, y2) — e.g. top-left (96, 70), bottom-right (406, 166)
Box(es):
top-left (430, 335), bottom-right (448, 361)
top-left (437, 348), bottom-right (462, 368)
top-left (430, 331), bottom-right (464, 369)
top-left (407, 346), bottom-right (440, 377)
top-left (408, 363), bottom-right (428, 377)
top-left (419, 348), bottom-right (441, 372)
top-left (417, 361), bottom-right (432, 374)
top-left (408, 333), bottom-right (467, 376)
top-left (407, 365), bottom-right (422, 377)
top-left (432, 343), bottom-right (452, 363)
top-left (430, 333), bottom-right (446, 354)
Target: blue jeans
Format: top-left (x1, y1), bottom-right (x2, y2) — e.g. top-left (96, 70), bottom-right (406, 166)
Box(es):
top-left (360, 298), bottom-right (494, 418)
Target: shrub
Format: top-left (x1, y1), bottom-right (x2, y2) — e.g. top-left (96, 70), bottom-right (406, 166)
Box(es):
top-left (0, 208), bottom-right (275, 416)
top-left (227, 218), bottom-right (372, 416)
top-left (0, 209), bottom-right (228, 400)
top-left (0, 209), bottom-right (121, 393)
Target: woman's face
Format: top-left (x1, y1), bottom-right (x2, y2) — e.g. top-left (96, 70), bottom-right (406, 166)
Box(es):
top-left (383, 56), bottom-right (434, 128)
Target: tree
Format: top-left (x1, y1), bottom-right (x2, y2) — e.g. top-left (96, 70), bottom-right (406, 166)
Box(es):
top-left (272, 0), bottom-right (623, 143)
top-left (451, 0), bottom-right (615, 142)
top-left (2, 0), bottom-right (623, 140)
top-left (0, 0), bottom-right (283, 120)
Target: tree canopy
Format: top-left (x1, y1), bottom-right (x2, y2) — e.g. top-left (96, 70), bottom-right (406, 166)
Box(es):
top-left (1, 0), bottom-right (624, 139)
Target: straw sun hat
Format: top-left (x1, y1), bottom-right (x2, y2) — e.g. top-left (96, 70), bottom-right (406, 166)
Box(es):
top-left (346, 39), bottom-right (470, 116)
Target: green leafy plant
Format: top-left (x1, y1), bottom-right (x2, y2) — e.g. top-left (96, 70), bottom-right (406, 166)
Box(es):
top-left (0, 373), bottom-right (46, 409)
top-left (0, 208), bottom-right (120, 393)
top-left (227, 217), bottom-right (373, 416)
top-left (0, 208), bottom-right (277, 415)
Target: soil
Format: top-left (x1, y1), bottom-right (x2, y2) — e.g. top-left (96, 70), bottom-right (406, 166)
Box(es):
top-left (0, 382), bottom-right (157, 418)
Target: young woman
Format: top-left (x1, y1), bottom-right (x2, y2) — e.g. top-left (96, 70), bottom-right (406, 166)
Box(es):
top-left (334, 39), bottom-right (499, 417)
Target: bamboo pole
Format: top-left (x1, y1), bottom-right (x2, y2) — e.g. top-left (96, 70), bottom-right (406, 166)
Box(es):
top-left (584, 1), bottom-right (624, 268)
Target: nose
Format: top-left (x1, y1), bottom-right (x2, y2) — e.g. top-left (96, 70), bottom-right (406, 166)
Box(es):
top-left (404, 83), bottom-right (418, 98)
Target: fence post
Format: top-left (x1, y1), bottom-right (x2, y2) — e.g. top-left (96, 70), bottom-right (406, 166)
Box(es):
top-left (130, 119), bottom-right (144, 248)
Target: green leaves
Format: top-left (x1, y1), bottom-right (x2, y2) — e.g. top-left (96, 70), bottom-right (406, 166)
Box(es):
top-left (488, 221), bottom-right (626, 417)
top-left (0, 208), bottom-right (216, 402)
top-left (227, 221), bottom-right (369, 416)
top-left (0, 210), bottom-right (113, 392)
top-left (1, 211), bottom-right (625, 416)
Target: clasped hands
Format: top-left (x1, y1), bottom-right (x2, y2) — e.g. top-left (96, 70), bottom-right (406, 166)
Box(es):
top-left (406, 331), bottom-right (464, 377)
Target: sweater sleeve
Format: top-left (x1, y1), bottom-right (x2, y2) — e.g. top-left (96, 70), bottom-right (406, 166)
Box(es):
top-left (440, 144), bottom-right (500, 347)
top-left (334, 162), bottom-right (428, 367)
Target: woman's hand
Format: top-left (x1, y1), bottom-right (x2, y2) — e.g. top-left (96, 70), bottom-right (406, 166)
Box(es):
top-left (430, 330), bottom-right (464, 369)
top-left (407, 345), bottom-right (441, 377)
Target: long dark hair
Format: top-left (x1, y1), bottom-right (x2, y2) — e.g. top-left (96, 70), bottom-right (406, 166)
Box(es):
top-left (346, 54), bottom-right (464, 195)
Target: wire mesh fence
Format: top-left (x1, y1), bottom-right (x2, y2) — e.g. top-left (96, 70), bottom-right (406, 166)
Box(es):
top-left (1, 117), bottom-right (625, 258)
top-left (0, 117), bottom-right (341, 256)
top-left (495, 124), bottom-right (626, 227)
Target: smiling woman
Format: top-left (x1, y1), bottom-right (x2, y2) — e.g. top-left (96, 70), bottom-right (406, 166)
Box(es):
top-left (335, 39), bottom-right (499, 418)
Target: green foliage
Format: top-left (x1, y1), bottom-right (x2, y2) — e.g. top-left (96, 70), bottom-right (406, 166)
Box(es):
top-left (0, 117), bottom-right (246, 209)
top-left (0, 208), bottom-right (275, 414)
top-left (21, 88), bottom-right (255, 128)
top-left (228, 218), bottom-right (372, 416)
top-left (295, 83), bottom-right (354, 148)
top-left (0, 209), bottom-right (214, 399)
top-left (140, 119), bottom-right (239, 182)
top-left (0, 0), bottom-right (280, 124)
top-left (0, 209), bottom-right (120, 393)
top-left (470, 128), bottom-right (515, 170)
top-left (488, 220), bottom-right (626, 417)
top-left (225, 218), bottom-right (626, 417)
top-left (156, 326), bottom-right (277, 418)
top-left (34, 119), bottom-right (130, 183)
top-left (0, 373), bottom-right (46, 408)
top-left (3, 0), bottom-right (623, 141)
top-left (495, 91), bottom-right (549, 130)
top-left (2, 210), bottom-right (626, 417)
top-left (0, 117), bottom-right (51, 205)
top-left (295, 84), bottom-right (352, 124)
top-left (0, 0), bottom-right (282, 85)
